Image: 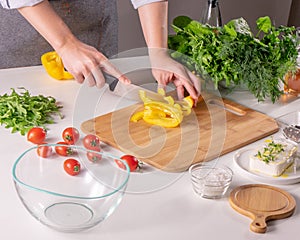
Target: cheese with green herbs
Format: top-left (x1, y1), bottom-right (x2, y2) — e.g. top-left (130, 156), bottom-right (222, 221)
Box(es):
top-left (249, 139), bottom-right (297, 177)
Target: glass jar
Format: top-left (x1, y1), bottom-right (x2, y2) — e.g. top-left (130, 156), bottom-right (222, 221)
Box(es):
top-left (284, 28), bottom-right (300, 95)
top-left (284, 68), bottom-right (300, 95)
top-left (200, 0), bottom-right (222, 27)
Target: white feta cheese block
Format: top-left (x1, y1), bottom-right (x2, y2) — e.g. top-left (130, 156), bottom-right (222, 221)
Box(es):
top-left (249, 140), bottom-right (297, 177)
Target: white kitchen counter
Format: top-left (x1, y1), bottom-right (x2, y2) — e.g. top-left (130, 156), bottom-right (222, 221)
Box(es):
top-left (1, 66), bottom-right (300, 240)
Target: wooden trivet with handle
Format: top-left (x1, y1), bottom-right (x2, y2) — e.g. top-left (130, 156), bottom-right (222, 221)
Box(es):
top-left (229, 184), bottom-right (296, 233)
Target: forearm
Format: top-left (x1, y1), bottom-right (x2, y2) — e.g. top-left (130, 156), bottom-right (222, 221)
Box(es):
top-left (137, 1), bottom-right (168, 49)
top-left (5, 0), bottom-right (131, 87)
top-left (18, 0), bottom-right (77, 53)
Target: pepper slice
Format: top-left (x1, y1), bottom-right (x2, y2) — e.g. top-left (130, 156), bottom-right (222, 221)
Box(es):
top-left (130, 89), bottom-right (194, 128)
top-left (130, 111), bottom-right (144, 122)
top-left (143, 115), bottom-right (180, 128)
top-left (144, 102), bottom-right (183, 123)
top-left (41, 51), bottom-right (74, 80)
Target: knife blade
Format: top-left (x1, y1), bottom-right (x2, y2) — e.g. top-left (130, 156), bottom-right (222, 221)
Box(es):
top-left (104, 73), bottom-right (177, 102)
top-left (103, 55), bottom-right (178, 101)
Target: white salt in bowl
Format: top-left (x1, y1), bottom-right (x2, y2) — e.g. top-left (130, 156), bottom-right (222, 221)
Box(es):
top-left (189, 162), bottom-right (233, 199)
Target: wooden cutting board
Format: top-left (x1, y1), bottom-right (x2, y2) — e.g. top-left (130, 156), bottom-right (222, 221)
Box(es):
top-left (81, 94), bottom-right (279, 172)
top-left (229, 184), bottom-right (296, 233)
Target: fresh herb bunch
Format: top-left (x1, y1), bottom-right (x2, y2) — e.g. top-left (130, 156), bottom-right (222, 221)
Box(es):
top-left (168, 16), bottom-right (300, 102)
top-left (0, 87), bottom-right (63, 135)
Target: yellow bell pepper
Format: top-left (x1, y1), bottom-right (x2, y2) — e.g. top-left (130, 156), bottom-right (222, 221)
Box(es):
top-left (41, 51), bottom-right (74, 80)
top-left (130, 89), bottom-right (194, 128)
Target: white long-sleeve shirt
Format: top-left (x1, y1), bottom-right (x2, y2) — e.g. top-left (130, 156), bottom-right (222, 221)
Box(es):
top-left (0, 0), bottom-right (165, 9)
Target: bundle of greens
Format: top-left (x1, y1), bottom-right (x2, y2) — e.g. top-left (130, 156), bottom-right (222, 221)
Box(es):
top-left (0, 88), bottom-right (63, 135)
top-left (168, 16), bottom-right (300, 102)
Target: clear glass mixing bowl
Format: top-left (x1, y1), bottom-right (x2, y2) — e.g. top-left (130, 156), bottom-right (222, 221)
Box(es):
top-left (12, 144), bottom-right (130, 232)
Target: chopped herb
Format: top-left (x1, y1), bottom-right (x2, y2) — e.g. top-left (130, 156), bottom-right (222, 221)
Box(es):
top-left (255, 140), bottom-right (285, 163)
top-left (0, 87), bottom-right (63, 135)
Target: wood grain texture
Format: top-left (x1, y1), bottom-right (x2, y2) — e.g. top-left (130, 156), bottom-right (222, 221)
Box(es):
top-left (81, 96), bottom-right (279, 172)
top-left (229, 184), bottom-right (296, 233)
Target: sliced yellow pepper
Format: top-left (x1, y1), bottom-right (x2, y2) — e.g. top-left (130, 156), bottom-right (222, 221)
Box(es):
top-left (144, 102), bottom-right (183, 123)
top-left (143, 115), bottom-right (180, 128)
top-left (130, 89), bottom-right (194, 128)
top-left (41, 51), bottom-right (74, 80)
top-left (143, 107), bottom-right (167, 118)
top-left (130, 111), bottom-right (144, 122)
top-left (181, 96), bottom-right (194, 116)
top-left (183, 96), bottom-right (194, 108)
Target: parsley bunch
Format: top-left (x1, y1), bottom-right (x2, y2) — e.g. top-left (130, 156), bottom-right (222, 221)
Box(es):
top-left (0, 88), bottom-right (63, 135)
top-left (168, 16), bottom-right (300, 102)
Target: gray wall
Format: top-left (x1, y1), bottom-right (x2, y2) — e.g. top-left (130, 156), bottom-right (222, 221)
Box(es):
top-left (117, 0), bottom-right (293, 53)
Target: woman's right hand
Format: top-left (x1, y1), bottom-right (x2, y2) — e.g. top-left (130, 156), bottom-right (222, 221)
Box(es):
top-left (57, 38), bottom-right (130, 88)
top-left (18, 0), bottom-right (130, 88)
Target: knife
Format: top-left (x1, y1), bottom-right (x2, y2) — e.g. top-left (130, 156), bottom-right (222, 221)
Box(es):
top-left (104, 72), bottom-right (177, 102)
top-left (103, 55), bottom-right (178, 102)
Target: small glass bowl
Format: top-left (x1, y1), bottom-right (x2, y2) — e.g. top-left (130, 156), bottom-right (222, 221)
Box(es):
top-left (189, 162), bottom-right (233, 199)
top-left (276, 111), bottom-right (300, 143)
top-left (12, 144), bottom-right (130, 232)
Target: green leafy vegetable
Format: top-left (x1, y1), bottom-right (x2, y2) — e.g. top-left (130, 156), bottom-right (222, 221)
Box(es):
top-left (256, 16), bottom-right (272, 34)
top-left (0, 87), bottom-right (63, 135)
top-left (168, 16), bottom-right (300, 102)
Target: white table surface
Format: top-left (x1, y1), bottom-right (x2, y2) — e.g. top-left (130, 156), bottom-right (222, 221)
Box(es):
top-left (1, 66), bottom-right (300, 240)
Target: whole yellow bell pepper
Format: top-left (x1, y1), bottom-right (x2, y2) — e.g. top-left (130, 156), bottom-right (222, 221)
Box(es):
top-left (41, 51), bottom-right (74, 80)
top-left (130, 89), bottom-right (194, 128)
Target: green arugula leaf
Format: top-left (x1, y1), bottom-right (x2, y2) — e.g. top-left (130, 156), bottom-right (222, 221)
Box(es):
top-left (0, 88), bottom-right (63, 135)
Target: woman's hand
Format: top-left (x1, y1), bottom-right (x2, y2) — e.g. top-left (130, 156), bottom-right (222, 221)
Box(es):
top-left (18, 1), bottom-right (130, 88)
top-left (149, 49), bottom-right (201, 102)
top-left (57, 38), bottom-right (130, 88)
top-left (137, 1), bottom-right (200, 103)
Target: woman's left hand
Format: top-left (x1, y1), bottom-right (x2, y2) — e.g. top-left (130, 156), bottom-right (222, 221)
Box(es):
top-left (149, 50), bottom-right (201, 103)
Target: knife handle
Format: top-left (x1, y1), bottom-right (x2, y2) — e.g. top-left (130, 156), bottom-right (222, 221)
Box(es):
top-left (207, 99), bottom-right (247, 116)
top-left (104, 73), bottom-right (119, 91)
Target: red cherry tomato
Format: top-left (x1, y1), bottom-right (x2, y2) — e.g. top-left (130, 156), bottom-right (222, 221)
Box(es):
top-left (86, 151), bottom-right (102, 163)
top-left (27, 127), bottom-right (46, 144)
top-left (55, 141), bottom-right (73, 156)
top-left (62, 127), bottom-right (80, 145)
top-left (37, 143), bottom-right (52, 158)
top-left (115, 154), bottom-right (140, 172)
top-left (63, 159), bottom-right (81, 176)
top-left (83, 134), bottom-right (101, 151)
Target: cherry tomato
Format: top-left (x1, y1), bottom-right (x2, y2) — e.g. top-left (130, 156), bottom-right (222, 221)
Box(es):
top-left (86, 151), bottom-right (102, 163)
top-left (27, 127), bottom-right (46, 144)
top-left (63, 159), bottom-right (81, 176)
top-left (62, 127), bottom-right (80, 145)
top-left (37, 143), bottom-right (52, 158)
top-left (83, 134), bottom-right (101, 151)
top-left (55, 141), bottom-right (73, 156)
top-left (115, 154), bottom-right (140, 172)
